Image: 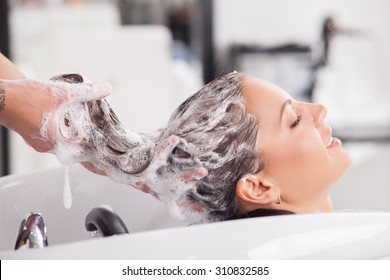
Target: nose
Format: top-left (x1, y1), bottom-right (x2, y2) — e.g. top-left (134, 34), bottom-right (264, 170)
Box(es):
top-left (309, 103), bottom-right (327, 126)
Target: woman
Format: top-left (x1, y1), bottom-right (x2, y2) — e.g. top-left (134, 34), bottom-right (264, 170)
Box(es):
top-left (1, 51), bottom-right (351, 222)
top-left (45, 71), bottom-right (351, 223)
top-left (157, 71), bottom-right (352, 222)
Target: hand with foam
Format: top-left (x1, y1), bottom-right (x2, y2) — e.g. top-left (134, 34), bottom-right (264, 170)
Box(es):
top-left (0, 75), bottom-right (111, 153)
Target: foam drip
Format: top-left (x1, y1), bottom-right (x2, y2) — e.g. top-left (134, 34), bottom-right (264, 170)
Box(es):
top-left (63, 165), bottom-right (72, 209)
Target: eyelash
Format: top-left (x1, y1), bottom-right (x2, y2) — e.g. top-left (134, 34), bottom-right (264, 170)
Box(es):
top-left (290, 115), bottom-right (302, 128)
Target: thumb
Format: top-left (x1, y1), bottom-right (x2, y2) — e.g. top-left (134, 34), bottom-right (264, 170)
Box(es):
top-left (65, 81), bottom-right (112, 103)
top-left (49, 80), bottom-right (112, 104)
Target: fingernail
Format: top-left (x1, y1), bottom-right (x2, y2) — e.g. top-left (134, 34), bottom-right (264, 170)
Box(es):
top-left (170, 135), bottom-right (180, 145)
top-left (195, 168), bottom-right (208, 179)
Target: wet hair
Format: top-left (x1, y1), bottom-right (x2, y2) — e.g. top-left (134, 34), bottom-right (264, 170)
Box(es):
top-left (52, 72), bottom-right (263, 222)
top-left (158, 72), bottom-right (263, 221)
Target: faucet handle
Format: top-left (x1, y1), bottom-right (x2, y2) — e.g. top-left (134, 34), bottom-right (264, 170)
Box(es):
top-left (85, 206), bottom-right (129, 237)
top-left (14, 212), bottom-right (49, 250)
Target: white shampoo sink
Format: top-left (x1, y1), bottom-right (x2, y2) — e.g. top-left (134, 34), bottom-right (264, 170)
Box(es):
top-left (1, 165), bottom-right (390, 259)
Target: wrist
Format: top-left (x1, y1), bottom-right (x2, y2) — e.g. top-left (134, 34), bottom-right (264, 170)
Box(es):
top-left (0, 80), bottom-right (17, 130)
top-left (0, 79), bottom-right (48, 140)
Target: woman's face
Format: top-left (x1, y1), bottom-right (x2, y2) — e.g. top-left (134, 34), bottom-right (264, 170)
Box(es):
top-left (242, 76), bottom-right (351, 213)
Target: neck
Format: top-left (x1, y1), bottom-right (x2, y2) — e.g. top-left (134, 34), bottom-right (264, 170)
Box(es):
top-left (282, 195), bottom-right (333, 214)
top-left (238, 195), bottom-right (333, 215)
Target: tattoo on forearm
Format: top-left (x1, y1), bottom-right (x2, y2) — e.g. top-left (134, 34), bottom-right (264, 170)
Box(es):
top-left (0, 81), bottom-right (5, 112)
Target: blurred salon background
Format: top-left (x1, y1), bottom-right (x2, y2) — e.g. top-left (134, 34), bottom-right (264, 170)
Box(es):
top-left (0, 0), bottom-right (389, 211)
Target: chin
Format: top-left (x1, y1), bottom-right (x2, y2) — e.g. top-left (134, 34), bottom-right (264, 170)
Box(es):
top-left (334, 148), bottom-right (352, 173)
top-left (342, 151), bottom-right (353, 170)
top-left (332, 158), bottom-right (351, 184)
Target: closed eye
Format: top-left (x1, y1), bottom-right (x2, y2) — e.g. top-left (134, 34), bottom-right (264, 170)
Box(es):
top-left (290, 115), bottom-right (302, 128)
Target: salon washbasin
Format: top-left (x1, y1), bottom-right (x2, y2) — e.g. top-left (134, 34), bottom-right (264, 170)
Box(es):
top-left (1, 165), bottom-right (390, 259)
top-left (0, 165), bottom-right (184, 250)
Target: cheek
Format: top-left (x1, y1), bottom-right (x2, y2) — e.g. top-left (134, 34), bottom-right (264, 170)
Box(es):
top-left (263, 131), bottom-right (329, 187)
top-left (295, 133), bottom-right (327, 161)
top-left (269, 132), bottom-right (326, 169)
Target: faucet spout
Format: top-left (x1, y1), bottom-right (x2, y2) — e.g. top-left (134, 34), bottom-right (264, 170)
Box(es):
top-left (14, 212), bottom-right (49, 250)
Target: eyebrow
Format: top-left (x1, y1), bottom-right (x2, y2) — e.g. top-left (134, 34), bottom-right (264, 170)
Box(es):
top-left (280, 99), bottom-right (292, 123)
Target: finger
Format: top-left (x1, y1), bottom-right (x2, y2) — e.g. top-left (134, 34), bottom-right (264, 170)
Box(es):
top-left (140, 186), bottom-right (152, 194)
top-left (80, 161), bottom-right (107, 176)
top-left (180, 167), bottom-right (208, 183)
top-left (50, 81), bottom-right (112, 104)
top-left (66, 81), bottom-right (112, 103)
top-left (153, 135), bottom-right (181, 163)
top-left (137, 184), bottom-right (160, 199)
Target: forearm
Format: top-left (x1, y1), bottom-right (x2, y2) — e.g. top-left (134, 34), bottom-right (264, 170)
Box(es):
top-left (0, 53), bottom-right (25, 80)
top-left (0, 53), bottom-right (27, 129)
top-left (0, 53), bottom-right (27, 133)
top-left (0, 80), bottom-right (14, 129)
top-left (0, 80), bottom-right (40, 135)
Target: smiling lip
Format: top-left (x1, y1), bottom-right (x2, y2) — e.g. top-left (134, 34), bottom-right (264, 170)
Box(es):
top-left (326, 136), bottom-right (333, 148)
top-left (327, 137), bottom-right (341, 148)
top-left (325, 126), bottom-right (341, 149)
top-left (325, 126), bottom-right (333, 148)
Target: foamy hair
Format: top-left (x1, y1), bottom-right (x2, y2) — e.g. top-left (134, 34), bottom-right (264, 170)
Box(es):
top-left (49, 72), bottom-right (262, 224)
top-left (49, 75), bottom-right (206, 220)
top-left (158, 72), bottom-right (263, 222)
top-left (53, 99), bottom-right (156, 185)
top-left (49, 74), bottom-right (156, 186)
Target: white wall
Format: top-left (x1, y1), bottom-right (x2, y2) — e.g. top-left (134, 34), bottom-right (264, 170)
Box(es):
top-left (331, 142), bottom-right (390, 212)
top-left (214, 0), bottom-right (390, 126)
top-left (214, 0), bottom-right (390, 58)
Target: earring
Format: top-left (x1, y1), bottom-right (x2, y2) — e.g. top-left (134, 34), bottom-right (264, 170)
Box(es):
top-left (275, 194), bottom-right (281, 204)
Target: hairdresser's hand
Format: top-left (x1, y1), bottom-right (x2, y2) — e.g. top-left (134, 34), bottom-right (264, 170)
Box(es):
top-left (0, 77), bottom-right (111, 153)
top-left (134, 135), bottom-right (208, 197)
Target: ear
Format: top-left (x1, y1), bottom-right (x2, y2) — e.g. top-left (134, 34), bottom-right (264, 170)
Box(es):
top-left (236, 175), bottom-right (279, 206)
